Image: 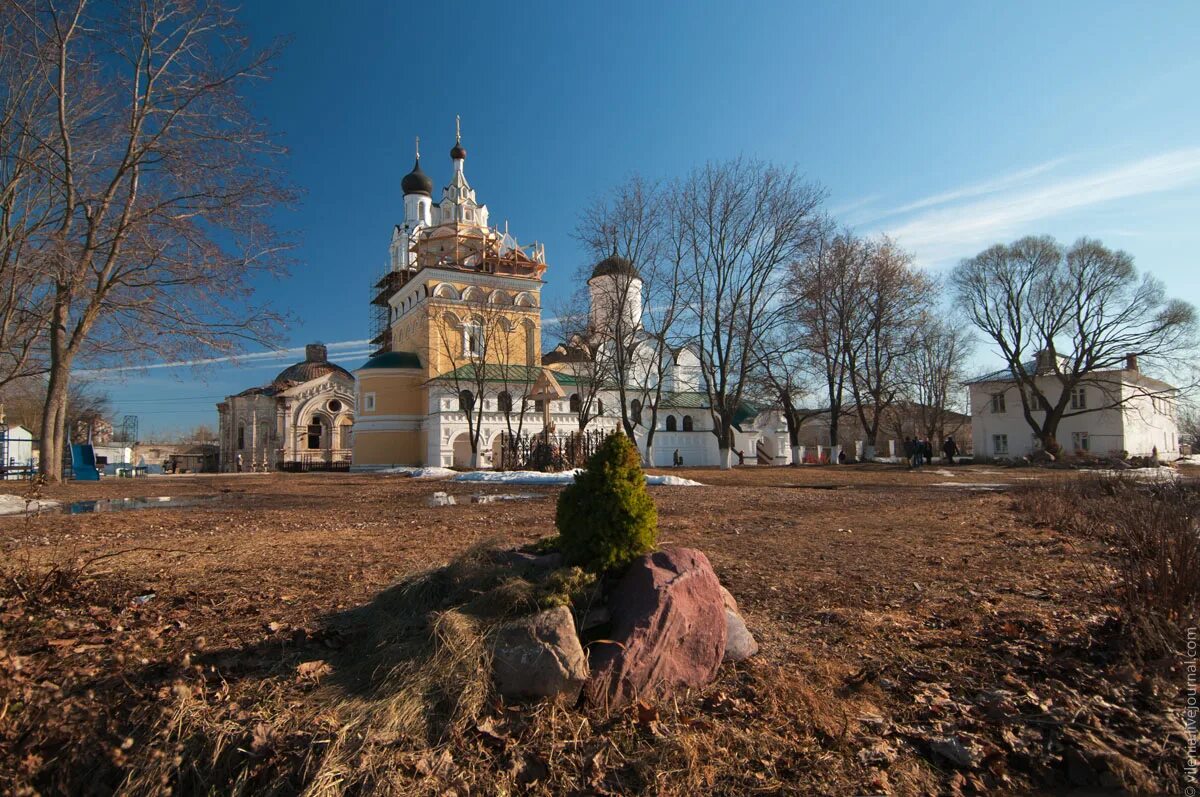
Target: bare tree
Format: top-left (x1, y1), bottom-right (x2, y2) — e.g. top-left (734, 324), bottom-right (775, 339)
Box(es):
top-left (429, 295), bottom-right (528, 468)
top-left (573, 175), bottom-right (661, 443)
top-left (546, 291), bottom-right (612, 431)
top-left (952, 236), bottom-right (1197, 453)
top-left (899, 314), bottom-right (973, 445)
top-left (788, 228), bottom-right (867, 454)
top-left (750, 325), bottom-right (826, 465)
top-left (0, 5), bottom-right (56, 389)
top-left (677, 159), bottom-right (825, 469)
top-left (844, 237), bottom-right (931, 457)
top-left (6, 1), bottom-right (294, 480)
top-left (1178, 403), bottom-right (1199, 450)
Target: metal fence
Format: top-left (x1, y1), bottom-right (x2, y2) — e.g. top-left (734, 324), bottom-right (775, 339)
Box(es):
top-left (497, 428), bottom-right (610, 471)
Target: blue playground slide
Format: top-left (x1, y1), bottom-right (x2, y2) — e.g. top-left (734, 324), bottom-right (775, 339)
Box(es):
top-left (70, 444), bottom-right (101, 481)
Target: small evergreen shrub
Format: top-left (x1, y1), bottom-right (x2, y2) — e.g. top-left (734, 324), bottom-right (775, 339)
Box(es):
top-left (556, 432), bottom-right (658, 572)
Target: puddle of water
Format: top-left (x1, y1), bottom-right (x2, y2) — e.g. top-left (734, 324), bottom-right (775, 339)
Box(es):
top-left (56, 495), bottom-right (223, 515)
top-left (426, 492), bottom-right (542, 507)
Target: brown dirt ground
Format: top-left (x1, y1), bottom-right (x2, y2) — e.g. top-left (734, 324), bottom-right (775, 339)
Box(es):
top-left (0, 464), bottom-right (1189, 795)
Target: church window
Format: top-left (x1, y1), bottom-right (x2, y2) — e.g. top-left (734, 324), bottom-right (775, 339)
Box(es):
top-left (237, 424), bottom-right (245, 450)
top-left (683, 415), bottom-right (694, 431)
top-left (1069, 386), bottom-right (1087, 410)
top-left (328, 398), bottom-right (343, 413)
top-left (630, 399), bottom-right (642, 425)
top-left (498, 391), bottom-right (513, 413)
top-left (597, 399), bottom-right (605, 415)
top-left (307, 417), bottom-right (324, 450)
top-left (665, 415), bottom-right (677, 432)
top-left (989, 392), bottom-right (1006, 414)
top-left (464, 321), bottom-right (483, 357)
top-left (569, 393), bottom-right (581, 413)
top-left (459, 390), bottom-right (475, 412)
top-left (363, 392), bottom-right (376, 412)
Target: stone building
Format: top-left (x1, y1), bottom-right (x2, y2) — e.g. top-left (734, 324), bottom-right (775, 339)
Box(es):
top-left (217, 343), bottom-right (355, 471)
top-left (967, 353), bottom-right (1179, 460)
top-left (352, 123), bottom-right (768, 469)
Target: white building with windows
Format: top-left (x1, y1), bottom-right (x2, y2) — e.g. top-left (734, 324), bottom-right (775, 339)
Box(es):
top-left (217, 343), bottom-right (356, 471)
top-left (966, 354), bottom-right (1180, 460)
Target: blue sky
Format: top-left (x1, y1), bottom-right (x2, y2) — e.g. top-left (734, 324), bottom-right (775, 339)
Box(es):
top-left (92, 0), bottom-right (1200, 437)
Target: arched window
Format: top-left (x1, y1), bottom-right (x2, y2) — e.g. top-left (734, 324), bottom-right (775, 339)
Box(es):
top-left (682, 415), bottom-right (694, 432)
top-left (237, 424), bottom-right (245, 450)
top-left (307, 417), bottom-right (324, 450)
top-left (630, 399), bottom-right (642, 425)
top-left (458, 390), bottom-right (475, 412)
top-left (665, 415), bottom-right (677, 432)
top-left (597, 399), bottom-right (605, 415)
top-left (569, 393), bottom-right (581, 413)
top-left (498, 391), bottom-right (513, 413)
top-left (463, 321), bottom-right (483, 357)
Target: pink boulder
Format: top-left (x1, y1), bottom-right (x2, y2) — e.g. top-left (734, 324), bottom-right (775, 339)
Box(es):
top-left (586, 547), bottom-right (727, 708)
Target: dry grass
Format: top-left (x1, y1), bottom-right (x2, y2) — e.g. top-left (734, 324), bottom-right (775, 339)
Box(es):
top-left (1013, 473), bottom-right (1200, 656)
top-left (1, 466), bottom-right (1191, 794)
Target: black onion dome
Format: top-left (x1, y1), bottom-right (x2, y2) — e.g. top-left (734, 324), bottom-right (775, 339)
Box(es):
top-left (401, 157), bottom-right (433, 196)
top-left (450, 141), bottom-right (467, 160)
top-left (590, 251), bottom-right (640, 280)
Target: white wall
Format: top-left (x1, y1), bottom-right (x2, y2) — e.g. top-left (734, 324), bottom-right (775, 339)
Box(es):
top-left (969, 375), bottom-right (1179, 459)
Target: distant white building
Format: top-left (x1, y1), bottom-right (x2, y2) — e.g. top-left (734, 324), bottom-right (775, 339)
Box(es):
top-left (967, 354), bottom-right (1180, 460)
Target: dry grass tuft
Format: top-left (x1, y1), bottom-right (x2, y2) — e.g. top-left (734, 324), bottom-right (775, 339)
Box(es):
top-left (1012, 473), bottom-right (1200, 656)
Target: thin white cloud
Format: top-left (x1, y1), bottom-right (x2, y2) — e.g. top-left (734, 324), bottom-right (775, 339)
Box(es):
top-left (882, 148), bottom-right (1200, 264)
top-left (865, 158), bottom-right (1067, 223)
top-left (76, 339), bottom-right (372, 376)
top-left (828, 193), bottom-right (883, 219)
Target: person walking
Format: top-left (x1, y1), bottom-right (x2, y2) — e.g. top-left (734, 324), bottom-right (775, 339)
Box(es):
top-left (922, 439), bottom-right (933, 467)
top-left (903, 436), bottom-right (916, 469)
top-left (942, 436), bottom-right (959, 465)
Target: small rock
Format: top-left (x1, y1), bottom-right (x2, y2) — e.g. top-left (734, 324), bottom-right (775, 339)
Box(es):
top-left (493, 605), bottom-right (588, 702)
top-left (718, 585), bottom-right (739, 614)
top-left (723, 608), bottom-right (758, 662)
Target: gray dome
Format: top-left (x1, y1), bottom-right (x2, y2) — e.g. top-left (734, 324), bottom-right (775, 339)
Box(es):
top-left (272, 343), bottom-right (352, 387)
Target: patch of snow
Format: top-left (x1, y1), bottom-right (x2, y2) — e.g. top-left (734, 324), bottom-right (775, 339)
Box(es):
top-left (649, 474), bottom-right (705, 486)
top-left (931, 482), bottom-right (1010, 491)
top-left (1091, 467), bottom-right (1180, 482)
top-left (451, 470), bottom-right (703, 486)
top-left (380, 466), bottom-right (456, 479)
top-left (0, 494), bottom-right (58, 515)
top-left (931, 469), bottom-right (957, 477)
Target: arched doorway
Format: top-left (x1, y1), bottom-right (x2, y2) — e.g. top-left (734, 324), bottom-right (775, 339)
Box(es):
top-left (452, 432), bottom-right (473, 468)
top-left (306, 416), bottom-right (326, 449)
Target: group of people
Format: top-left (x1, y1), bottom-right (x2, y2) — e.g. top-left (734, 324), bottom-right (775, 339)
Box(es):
top-left (904, 435), bottom-right (959, 468)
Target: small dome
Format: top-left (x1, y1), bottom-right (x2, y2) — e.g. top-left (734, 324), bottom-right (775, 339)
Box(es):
top-left (271, 343), bottom-right (353, 387)
top-left (590, 251), bottom-right (640, 281)
top-left (401, 157), bottom-right (432, 196)
top-left (450, 141), bottom-right (467, 160)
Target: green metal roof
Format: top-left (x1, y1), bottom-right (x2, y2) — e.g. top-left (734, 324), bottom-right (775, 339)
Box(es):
top-left (438, 363), bottom-right (581, 386)
top-left (658, 391), bottom-right (710, 410)
top-left (358, 351), bottom-right (422, 370)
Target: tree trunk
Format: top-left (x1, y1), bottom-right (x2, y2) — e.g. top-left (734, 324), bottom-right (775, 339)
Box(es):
top-left (644, 442), bottom-right (654, 468)
top-left (39, 362), bottom-right (71, 482)
top-left (790, 444), bottom-right (801, 465)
